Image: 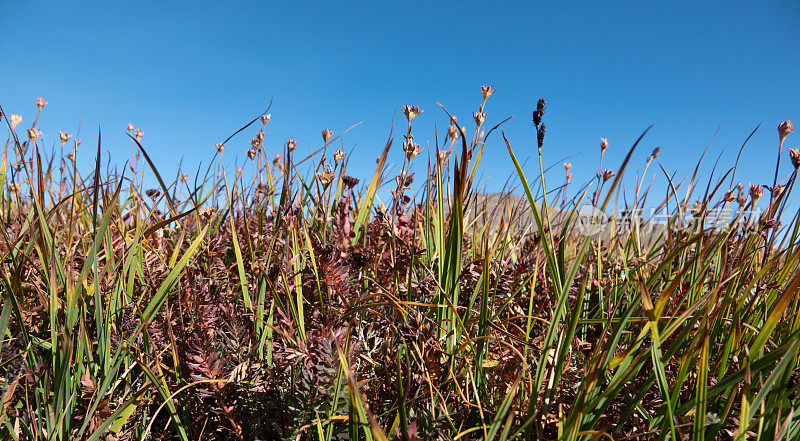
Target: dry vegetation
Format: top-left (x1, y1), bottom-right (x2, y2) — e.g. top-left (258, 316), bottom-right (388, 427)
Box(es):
top-left (1, 91), bottom-right (799, 440)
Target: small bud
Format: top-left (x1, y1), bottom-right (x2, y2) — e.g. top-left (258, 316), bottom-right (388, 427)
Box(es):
top-left (286, 138), bottom-right (297, 152)
top-left (9, 114), bottom-right (22, 129)
top-left (537, 124), bottom-right (546, 149)
top-left (126, 123), bottom-right (134, 133)
top-left (481, 85), bottom-right (495, 100)
top-left (35, 97), bottom-right (47, 111)
top-left (261, 114), bottom-right (271, 125)
top-left (602, 169), bottom-right (614, 182)
top-left (27, 127), bottom-right (40, 142)
top-left (790, 148), bottom-right (800, 169)
top-left (134, 128), bottom-right (144, 142)
top-left (473, 111), bottom-right (486, 126)
top-left (333, 149), bottom-right (346, 164)
top-left (402, 105), bottom-right (422, 123)
top-left (214, 143), bottom-right (225, 153)
top-left (59, 131), bottom-right (71, 146)
top-left (779, 120), bottom-right (794, 143)
top-left (564, 162), bottom-right (572, 171)
top-left (600, 138), bottom-right (609, 152)
top-left (321, 128), bottom-right (333, 143)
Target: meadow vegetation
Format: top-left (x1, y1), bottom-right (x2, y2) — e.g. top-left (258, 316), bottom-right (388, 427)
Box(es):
top-left (1, 91), bottom-right (799, 440)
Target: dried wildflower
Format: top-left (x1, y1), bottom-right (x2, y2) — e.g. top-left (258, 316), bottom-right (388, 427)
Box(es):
top-left (286, 138), bottom-right (297, 152)
top-left (447, 122), bottom-right (459, 140)
top-left (27, 127), bottom-right (40, 142)
top-left (537, 124), bottom-right (546, 149)
top-left (36, 97), bottom-right (47, 111)
top-left (402, 134), bottom-right (421, 161)
top-left (59, 131), bottom-right (71, 146)
top-left (74, 139), bottom-right (81, 148)
top-left (261, 114), bottom-right (271, 125)
top-left (134, 128), bottom-right (143, 142)
top-left (317, 167), bottom-right (335, 188)
top-left (250, 137), bottom-right (261, 149)
top-left (322, 128), bottom-right (333, 143)
top-left (790, 148), bottom-right (800, 169)
top-left (473, 111), bottom-right (486, 126)
top-left (126, 123), bottom-right (134, 133)
top-left (564, 162), bottom-right (572, 171)
top-left (481, 85), bottom-right (495, 100)
top-left (214, 142), bottom-right (225, 153)
top-left (256, 131), bottom-right (265, 142)
top-left (402, 105), bottom-right (422, 123)
top-left (600, 138), bottom-right (609, 152)
top-left (333, 149), bottom-right (346, 164)
top-left (779, 120), bottom-right (794, 143)
top-left (342, 175), bottom-right (359, 189)
top-left (749, 184), bottom-right (763, 203)
top-left (9, 114), bottom-right (22, 129)
top-left (438, 149), bottom-right (450, 166)
top-left (145, 189), bottom-right (161, 200)
top-left (602, 169), bottom-right (614, 182)
top-left (179, 173), bottom-right (187, 183)
top-left (396, 172), bottom-right (414, 188)
top-left (247, 148), bottom-right (257, 160)
top-left (532, 98), bottom-right (545, 126)
top-left (65, 152), bottom-right (75, 161)
top-left (723, 190), bottom-right (735, 202)
top-left (737, 184), bottom-right (747, 206)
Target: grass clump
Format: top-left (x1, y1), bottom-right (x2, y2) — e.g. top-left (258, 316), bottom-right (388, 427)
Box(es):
top-left (0, 93), bottom-right (799, 440)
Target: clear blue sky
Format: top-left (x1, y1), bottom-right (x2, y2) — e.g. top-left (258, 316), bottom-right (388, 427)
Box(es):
top-left (2, 1), bottom-right (799, 209)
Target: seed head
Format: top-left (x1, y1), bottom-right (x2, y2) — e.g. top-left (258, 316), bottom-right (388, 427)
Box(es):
top-left (27, 127), bottom-right (40, 142)
top-left (402, 105), bottom-right (422, 123)
top-left (790, 148), bottom-right (800, 169)
top-left (649, 147), bottom-right (660, 160)
top-left (532, 98), bottom-right (545, 126)
top-left (317, 167), bottom-right (335, 188)
top-left (600, 138), bottom-right (609, 152)
top-left (145, 189), bottom-right (161, 200)
top-left (403, 134), bottom-right (421, 161)
top-left (126, 123), bottom-right (134, 133)
top-left (134, 128), bottom-right (144, 142)
top-left (537, 124), bottom-right (546, 149)
top-left (247, 148), bottom-right (257, 160)
top-left (9, 114), bottom-right (22, 129)
top-left (437, 149), bottom-right (450, 166)
top-left (214, 142), bottom-right (225, 153)
top-left (481, 85), bottom-right (495, 100)
top-left (322, 128), bottom-right (333, 143)
top-left (59, 131), bottom-right (71, 146)
top-left (473, 111), bottom-right (486, 126)
top-left (251, 137), bottom-right (262, 149)
top-left (261, 114), bottom-right (271, 125)
top-left (602, 169), bottom-right (614, 182)
top-left (749, 184), bottom-right (763, 202)
top-left (35, 97), bottom-right (47, 111)
top-left (342, 175), bottom-right (359, 189)
top-left (286, 138), bottom-right (297, 152)
top-left (447, 122), bottom-right (459, 140)
top-left (779, 120), bottom-right (794, 143)
top-left (566, 172), bottom-right (573, 183)
top-left (333, 149), bottom-right (346, 164)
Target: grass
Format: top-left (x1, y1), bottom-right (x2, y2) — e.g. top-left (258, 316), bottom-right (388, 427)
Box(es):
top-left (0, 93), bottom-right (799, 440)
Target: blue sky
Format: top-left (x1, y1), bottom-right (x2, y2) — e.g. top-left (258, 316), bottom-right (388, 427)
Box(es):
top-left (2, 1), bottom-right (799, 209)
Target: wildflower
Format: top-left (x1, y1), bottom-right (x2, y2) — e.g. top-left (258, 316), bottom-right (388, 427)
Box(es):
top-left (532, 98), bottom-right (545, 126)
top-left (261, 114), bottom-right (271, 125)
top-left (473, 111), bottom-right (486, 126)
top-left (9, 114), bottom-right (22, 129)
top-left (36, 97), bottom-right (47, 111)
top-left (59, 131), bottom-right (71, 146)
top-left (333, 149), bottom-right (346, 164)
top-left (537, 124), bottom-right (546, 149)
top-left (247, 148), bottom-right (257, 160)
top-left (317, 167), bottom-right (335, 188)
top-left (602, 169), bottom-right (614, 182)
top-left (27, 127), bottom-right (40, 142)
top-left (214, 142), bottom-right (225, 153)
top-left (126, 123), bottom-right (134, 133)
top-left (600, 138), bottom-right (609, 152)
top-left (402, 105), bottom-right (422, 123)
top-left (322, 128), bottom-right (333, 143)
top-left (403, 134), bottom-right (421, 161)
top-left (564, 162), bottom-right (572, 171)
top-left (342, 175), bottom-right (359, 189)
top-left (749, 184), bottom-right (763, 203)
top-left (779, 120), bottom-right (794, 143)
top-left (134, 128), bottom-right (143, 142)
top-left (481, 85), bottom-right (495, 100)
top-left (790, 148), bottom-right (800, 169)
top-left (286, 138), bottom-right (297, 152)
